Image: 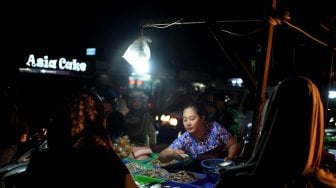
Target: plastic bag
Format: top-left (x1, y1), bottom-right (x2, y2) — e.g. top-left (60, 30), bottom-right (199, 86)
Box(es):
top-left (122, 36), bottom-right (151, 74)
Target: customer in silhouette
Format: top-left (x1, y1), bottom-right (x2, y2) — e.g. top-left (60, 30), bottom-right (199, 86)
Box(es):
top-left (216, 76), bottom-right (336, 188)
top-left (25, 88), bottom-right (137, 188)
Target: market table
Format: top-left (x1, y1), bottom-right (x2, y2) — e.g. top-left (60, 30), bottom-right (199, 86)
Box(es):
top-left (123, 153), bottom-right (218, 188)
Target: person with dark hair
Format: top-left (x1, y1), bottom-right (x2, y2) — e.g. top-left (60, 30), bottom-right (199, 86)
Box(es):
top-left (159, 102), bottom-right (240, 163)
top-left (216, 76), bottom-right (336, 188)
top-left (103, 98), bottom-right (125, 141)
top-left (25, 89), bottom-right (137, 188)
top-left (124, 90), bottom-right (156, 146)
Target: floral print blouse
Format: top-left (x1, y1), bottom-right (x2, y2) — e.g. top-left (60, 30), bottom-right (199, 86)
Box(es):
top-left (169, 122), bottom-right (232, 158)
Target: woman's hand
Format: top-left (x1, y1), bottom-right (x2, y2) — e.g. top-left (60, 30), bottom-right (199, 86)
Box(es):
top-left (159, 148), bottom-right (188, 162)
top-left (174, 149), bottom-right (189, 160)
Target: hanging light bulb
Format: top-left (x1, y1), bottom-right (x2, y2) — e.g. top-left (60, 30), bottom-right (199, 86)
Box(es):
top-left (122, 36), bottom-right (151, 74)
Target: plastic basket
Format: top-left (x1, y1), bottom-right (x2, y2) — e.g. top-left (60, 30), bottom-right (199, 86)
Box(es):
top-left (200, 158), bottom-right (224, 183)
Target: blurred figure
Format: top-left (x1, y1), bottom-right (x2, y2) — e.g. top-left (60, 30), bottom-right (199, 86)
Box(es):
top-left (0, 103), bottom-right (19, 167)
top-left (11, 119), bottom-right (32, 162)
top-left (239, 93), bottom-right (255, 130)
top-left (214, 92), bottom-right (243, 142)
top-left (117, 96), bottom-right (129, 116)
top-left (124, 90), bottom-right (156, 146)
top-left (0, 87), bottom-right (19, 167)
top-left (204, 101), bottom-right (218, 123)
top-left (25, 88), bottom-right (137, 188)
top-left (103, 97), bottom-right (125, 141)
top-left (216, 76), bottom-right (336, 188)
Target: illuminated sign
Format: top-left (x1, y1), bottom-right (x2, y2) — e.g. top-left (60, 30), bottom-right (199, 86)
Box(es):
top-left (86, 48), bottom-right (96, 56)
top-left (25, 54), bottom-right (87, 72)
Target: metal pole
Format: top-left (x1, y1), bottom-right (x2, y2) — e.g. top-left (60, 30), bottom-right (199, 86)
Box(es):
top-left (251, 0), bottom-right (278, 151)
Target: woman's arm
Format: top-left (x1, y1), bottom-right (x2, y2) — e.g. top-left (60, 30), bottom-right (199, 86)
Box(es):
top-left (225, 137), bottom-right (240, 161)
top-left (159, 147), bottom-right (177, 162)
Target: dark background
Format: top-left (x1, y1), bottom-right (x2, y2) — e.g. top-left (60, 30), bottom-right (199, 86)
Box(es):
top-left (2, 0), bottom-right (334, 80)
top-left (1, 1), bottom-right (335, 128)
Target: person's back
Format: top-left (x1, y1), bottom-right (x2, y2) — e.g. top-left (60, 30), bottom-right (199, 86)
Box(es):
top-left (25, 88), bottom-right (137, 188)
top-left (216, 76), bottom-right (336, 188)
top-left (27, 144), bottom-right (128, 187)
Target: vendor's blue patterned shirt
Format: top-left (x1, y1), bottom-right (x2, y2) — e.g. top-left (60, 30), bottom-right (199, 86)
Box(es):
top-left (169, 122), bottom-right (232, 158)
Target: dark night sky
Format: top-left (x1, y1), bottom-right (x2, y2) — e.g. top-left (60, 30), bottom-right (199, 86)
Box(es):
top-left (2, 0), bottom-right (335, 84)
top-left (4, 2), bottom-right (266, 60)
top-left (1, 0), bottom-right (334, 128)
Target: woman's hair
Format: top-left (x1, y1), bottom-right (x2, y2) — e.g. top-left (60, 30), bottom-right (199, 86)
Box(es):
top-left (251, 75), bottom-right (325, 184)
top-left (216, 76), bottom-right (334, 187)
top-left (47, 88), bottom-right (112, 151)
top-left (183, 102), bottom-right (206, 118)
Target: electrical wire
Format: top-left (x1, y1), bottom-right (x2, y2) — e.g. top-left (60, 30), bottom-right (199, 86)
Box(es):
top-left (282, 19), bottom-right (336, 51)
top-left (221, 28), bottom-right (264, 37)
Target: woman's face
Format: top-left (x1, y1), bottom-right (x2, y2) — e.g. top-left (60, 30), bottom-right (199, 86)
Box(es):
top-left (182, 107), bottom-right (204, 135)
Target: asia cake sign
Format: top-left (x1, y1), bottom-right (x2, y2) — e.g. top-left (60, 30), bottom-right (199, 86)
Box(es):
top-left (25, 54), bottom-right (87, 72)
